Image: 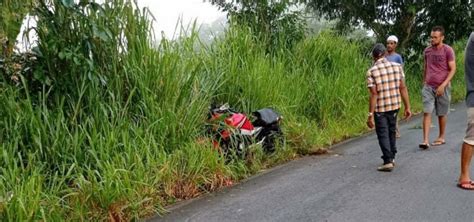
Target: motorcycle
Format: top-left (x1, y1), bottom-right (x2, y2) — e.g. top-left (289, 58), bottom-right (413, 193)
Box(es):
top-left (207, 103), bottom-right (283, 157)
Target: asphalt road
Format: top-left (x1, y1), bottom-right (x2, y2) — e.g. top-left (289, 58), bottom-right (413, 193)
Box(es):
top-left (152, 103), bottom-right (474, 222)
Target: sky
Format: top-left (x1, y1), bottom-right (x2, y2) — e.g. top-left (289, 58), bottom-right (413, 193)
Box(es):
top-left (16, 0), bottom-right (226, 50)
top-left (138, 0), bottom-right (226, 39)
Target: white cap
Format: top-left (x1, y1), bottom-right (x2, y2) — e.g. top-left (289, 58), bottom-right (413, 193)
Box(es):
top-left (387, 35), bottom-right (398, 43)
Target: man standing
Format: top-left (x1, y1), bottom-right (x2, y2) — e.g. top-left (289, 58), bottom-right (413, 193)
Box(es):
top-left (458, 32), bottom-right (474, 190)
top-left (419, 26), bottom-right (456, 149)
top-left (367, 43), bottom-right (412, 172)
top-left (385, 35), bottom-right (404, 65)
top-left (385, 35), bottom-right (404, 138)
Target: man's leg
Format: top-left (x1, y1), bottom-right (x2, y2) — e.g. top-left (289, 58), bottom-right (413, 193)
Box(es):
top-left (395, 120), bottom-right (401, 138)
top-left (421, 85), bottom-right (435, 147)
top-left (422, 113), bottom-right (432, 145)
top-left (459, 107), bottom-right (474, 185)
top-left (388, 110), bottom-right (398, 160)
top-left (434, 85), bottom-right (451, 144)
top-left (436, 115), bottom-right (447, 142)
top-left (459, 142), bottom-right (473, 183)
top-left (375, 112), bottom-right (393, 164)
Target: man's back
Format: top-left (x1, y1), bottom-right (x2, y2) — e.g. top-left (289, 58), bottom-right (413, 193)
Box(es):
top-left (367, 58), bottom-right (405, 113)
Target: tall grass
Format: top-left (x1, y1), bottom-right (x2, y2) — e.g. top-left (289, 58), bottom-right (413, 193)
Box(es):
top-left (0, 0), bottom-right (468, 220)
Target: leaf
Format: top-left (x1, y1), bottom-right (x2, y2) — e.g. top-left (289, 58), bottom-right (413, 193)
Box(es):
top-left (87, 59), bottom-right (94, 70)
top-left (34, 69), bottom-right (46, 82)
top-left (45, 77), bottom-right (52, 86)
top-left (97, 30), bottom-right (109, 42)
top-left (92, 24), bottom-right (110, 42)
top-left (32, 46), bottom-right (43, 57)
top-left (58, 51), bottom-right (66, 59)
top-left (73, 56), bottom-right (80, 65)
top-left (408, 5), bottom-right (417, 14)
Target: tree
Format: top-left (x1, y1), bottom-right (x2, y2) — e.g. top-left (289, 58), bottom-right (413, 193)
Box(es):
top-left (304, 0), bottom-right (474, 58)
top-left (0, 0), bottom-right (35, 58)
top-left (209, 0), bottom-right (307, 52)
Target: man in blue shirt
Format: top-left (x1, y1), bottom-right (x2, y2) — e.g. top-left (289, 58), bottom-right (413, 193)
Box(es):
top-left (385, 35), bottom-right (404, 65)
top-left (385, 35), bottom-right (404, 138)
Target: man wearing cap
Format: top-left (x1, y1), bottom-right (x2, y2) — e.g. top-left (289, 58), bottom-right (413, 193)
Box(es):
top-left (458, 32), bottom-right (474, 190)
top-left (367, 43), bottom-right (412, 171)
top-left (386, 35), bottom-right (404, 65)
top-left (419, 26), bottom-right (456, 149)
top-left (386, 35), bottom-right (404, 138)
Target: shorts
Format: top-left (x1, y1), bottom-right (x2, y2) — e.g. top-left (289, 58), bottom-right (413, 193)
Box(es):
top-left (464, 108), bottom-right (474, 145)
top-left (422, 84), bottom-right (451, 116)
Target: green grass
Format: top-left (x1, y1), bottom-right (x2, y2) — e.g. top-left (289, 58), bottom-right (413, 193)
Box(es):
top-left (0, 0), bottom-right (468, 220)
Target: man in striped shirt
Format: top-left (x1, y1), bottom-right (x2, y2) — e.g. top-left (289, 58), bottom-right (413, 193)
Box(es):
top-left (367, 43), bottom-right (412, 172)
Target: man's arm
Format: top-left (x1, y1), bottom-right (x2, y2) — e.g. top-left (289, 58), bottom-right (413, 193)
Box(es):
top-left (423, 53), bottom-right (427, 84)
top-left (436, 58), bottom-right (456, 96)
top-left (445, 60), bottom-right (456, 83)
top-left (398, 54), bottom-right (404, 66)
top-left (367, 86), bottom-right (377, 128)
top-left (399, 79), bottom-right (412, 119)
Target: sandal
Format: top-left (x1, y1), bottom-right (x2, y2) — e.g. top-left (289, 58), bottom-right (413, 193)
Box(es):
top-left (419, 143), bottom-right (430, 149)
top-left (457, 181), bottom-right (474, 190)
top-left (431, 140), bottom-right (446, 146)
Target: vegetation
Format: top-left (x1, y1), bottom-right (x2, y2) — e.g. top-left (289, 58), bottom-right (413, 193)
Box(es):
top-left (0, 0), bottom-right (34, 58)
top-left (305, 0), bottom-right (474, 57)
top-left (210, 0), bottom-right (306, 52)
top-left (0, 0), bottom-right (468, 220)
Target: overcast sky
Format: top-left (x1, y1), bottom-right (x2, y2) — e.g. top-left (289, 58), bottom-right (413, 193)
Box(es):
top-left (137, 0), bottom-right (226, 39)
top-left (16, 0), bottom-right (226, 50)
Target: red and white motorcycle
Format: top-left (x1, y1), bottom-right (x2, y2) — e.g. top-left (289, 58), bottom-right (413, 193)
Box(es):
top-left (207, 103), bottom-right (283, 157)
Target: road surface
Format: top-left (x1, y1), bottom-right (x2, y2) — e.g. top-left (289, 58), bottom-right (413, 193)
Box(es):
top-left (153, 103), bottom-right (474, 222)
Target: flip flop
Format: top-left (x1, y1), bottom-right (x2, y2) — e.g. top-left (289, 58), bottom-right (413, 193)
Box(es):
top-left (457, 181), bottom-right (474, 190)
top-left (419, 143), bottom-right (430, 149)
top-left (460, 180), bottom-right (474, 185)
top-left (431, 140), bottom-right (446, 146)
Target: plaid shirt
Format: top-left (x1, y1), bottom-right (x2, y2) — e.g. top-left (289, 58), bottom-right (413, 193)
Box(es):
top-left (367, 58), bottom-right (405, 113)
